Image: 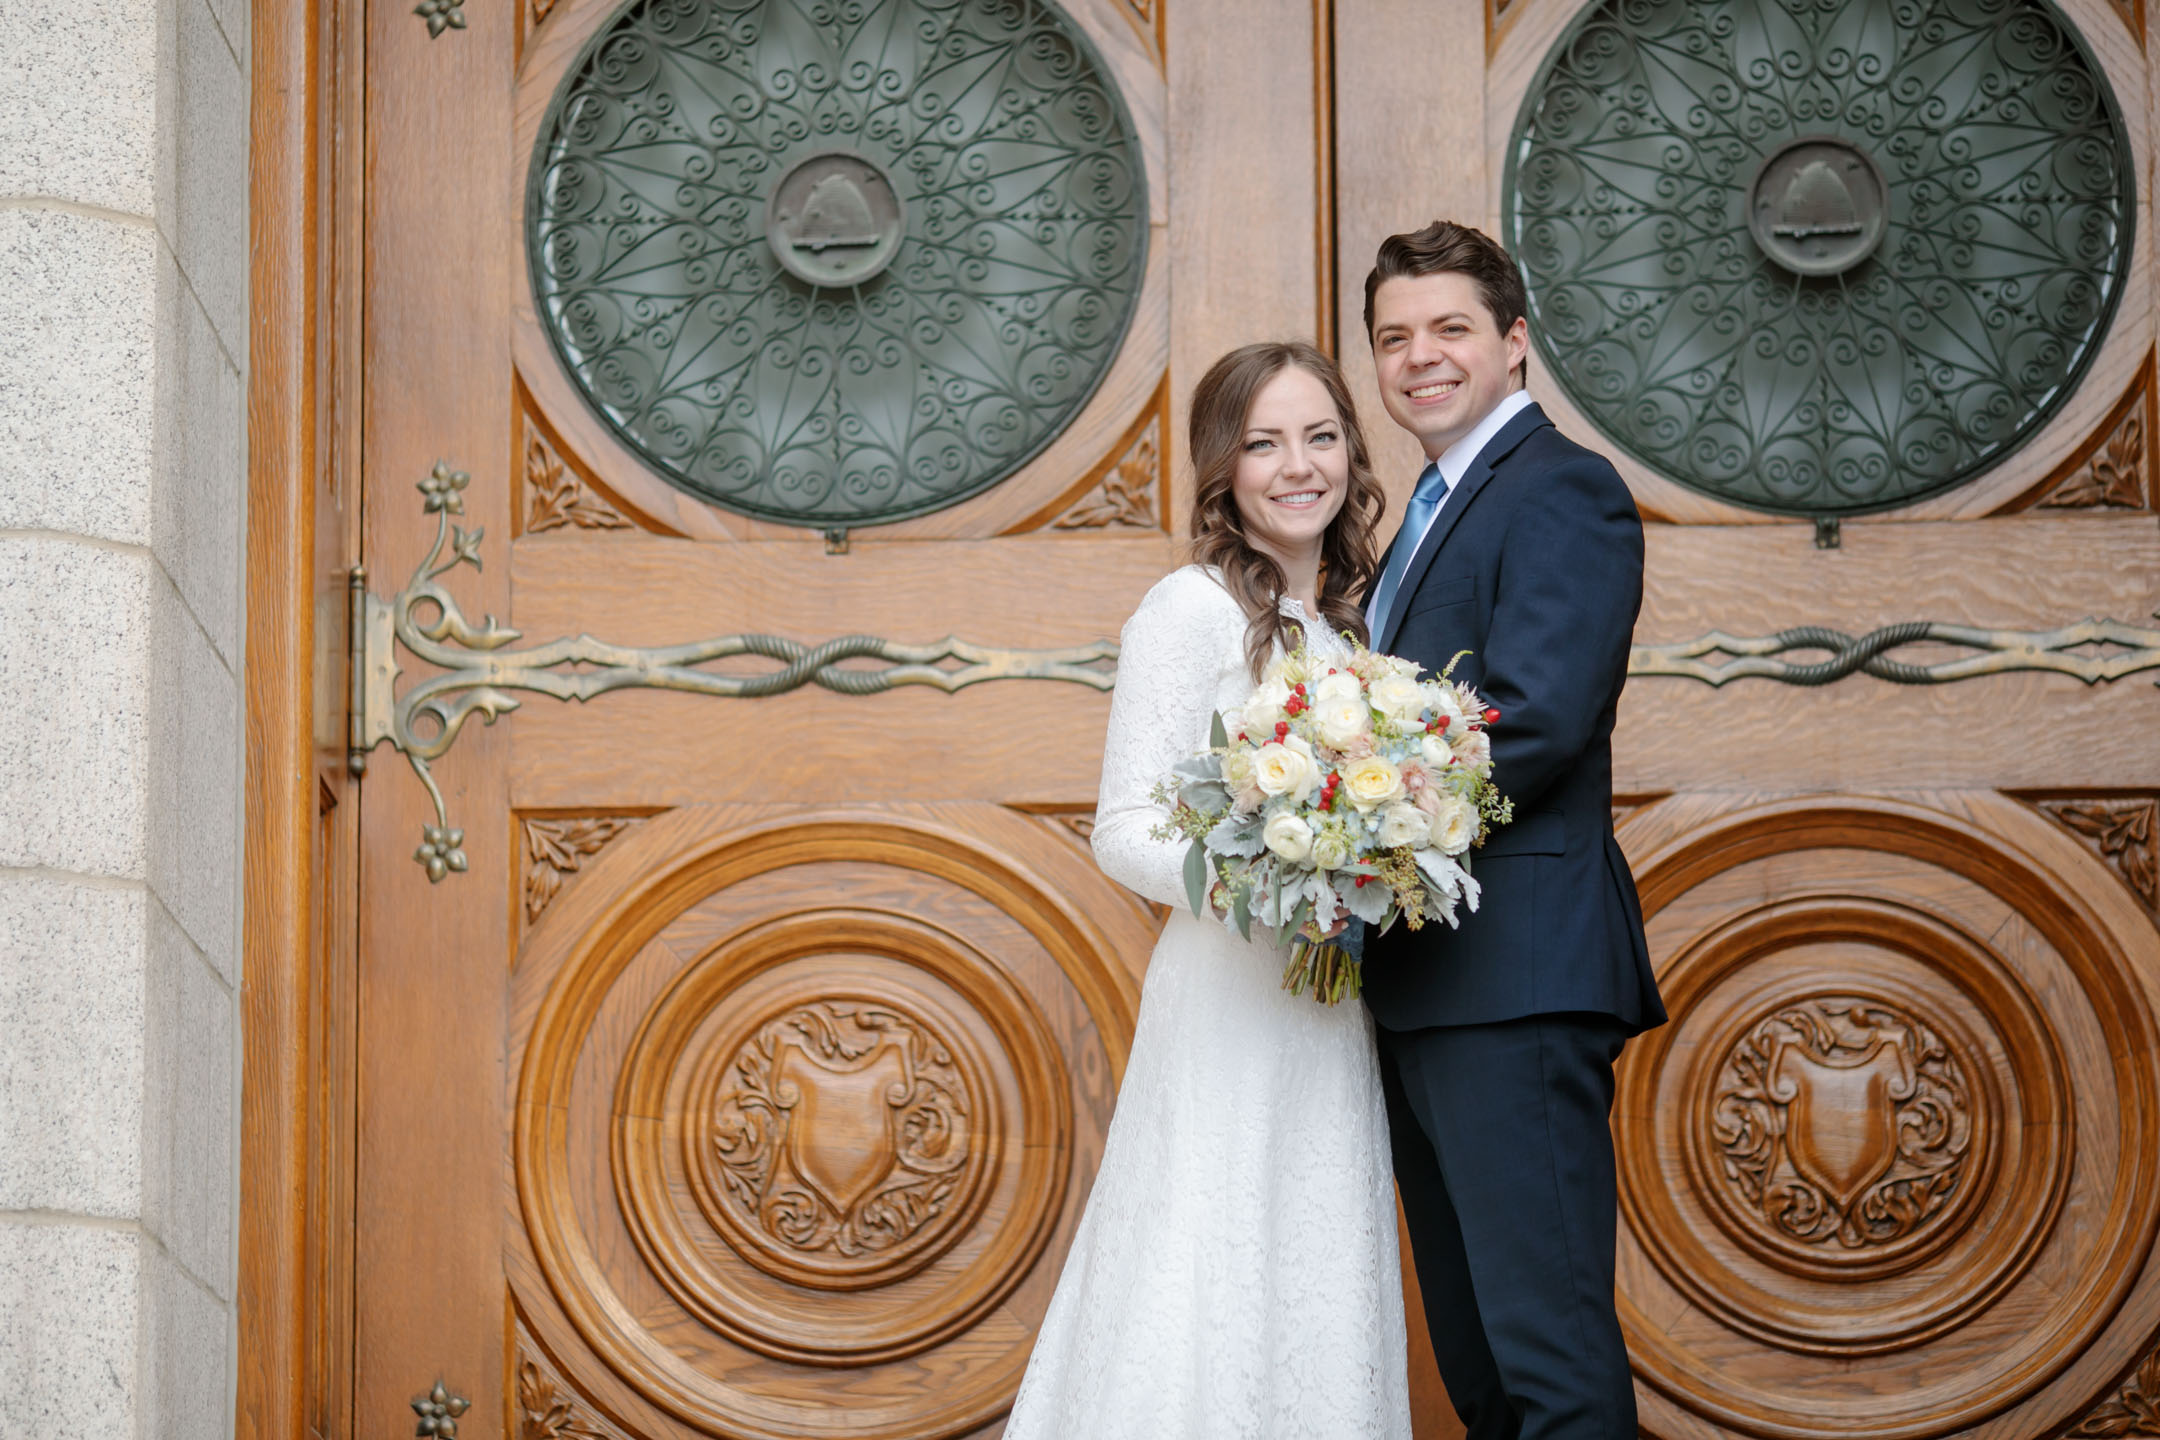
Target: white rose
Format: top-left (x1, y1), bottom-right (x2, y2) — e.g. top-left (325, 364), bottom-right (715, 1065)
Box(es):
top-left (1310, 826), bottom-right (1353, 870)
top-left (1314, 695), bottom-right (1370, 748)
top-left (1248, 676), bottom-right (1293, 724)
top-left (1430, 795), bottom-right (1479, 854)
top-left (1419, 733), bottom-right (1455, 770)
top-left (1341, 756), bottom-right (1406, 813)
top-left (1263, 811), bottom-right (1315, 864)
top-left (1450, 728), bottom-right (1492, 769)
top-left (1314, 670), bottom-right (1363, 703)
top-left (1425, 684), bottom-right (1466, 730)
top-left (1252, 740), bottom-right (1320, 801)
top-left (1369, 673), bottom-right (1426, 725)
top-left (1376, 802), bottom-right (1431, 849)
top-left (1219, 706), bottom-right (1248, 741)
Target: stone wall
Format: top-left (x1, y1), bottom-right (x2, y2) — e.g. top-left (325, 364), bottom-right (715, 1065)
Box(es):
top-left (0, 0), bottom-right (248, 1432)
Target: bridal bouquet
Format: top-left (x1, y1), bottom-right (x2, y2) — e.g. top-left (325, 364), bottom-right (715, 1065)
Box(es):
top-left (1151, 644), bottom-right (1512, 1005)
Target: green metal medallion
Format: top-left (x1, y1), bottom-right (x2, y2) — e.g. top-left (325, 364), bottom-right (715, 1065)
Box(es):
top-left (1505, 0), bottom-right (2132, 515)
top-left (528, 0), bottom-right (1147, 527)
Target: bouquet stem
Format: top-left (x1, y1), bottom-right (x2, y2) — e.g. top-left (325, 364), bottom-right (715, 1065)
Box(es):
top-left (1282, 937), bottom-right (1361, 1006)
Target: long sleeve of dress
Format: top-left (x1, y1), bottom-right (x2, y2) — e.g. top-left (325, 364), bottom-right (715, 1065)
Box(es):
top-left (1091, 570), bottom-right (1243, 911)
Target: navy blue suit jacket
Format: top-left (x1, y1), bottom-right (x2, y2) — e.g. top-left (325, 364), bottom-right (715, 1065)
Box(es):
top-left (1362, 402), bottom-right (1665, 1035)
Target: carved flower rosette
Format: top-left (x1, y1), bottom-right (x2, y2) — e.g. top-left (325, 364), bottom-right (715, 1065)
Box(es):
top-left (1700, 994), bottom-right (1987, 1275)
top-left (692, 997), bottom-right (994, 1287)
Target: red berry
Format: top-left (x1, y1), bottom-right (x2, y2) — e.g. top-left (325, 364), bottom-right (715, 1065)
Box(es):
top-left (1484, 708), bottom-right (1501, 724)
top-left (1355, 875), bottom-right (1369, 887)
top-left (1437, 715), bottom-right (1451, 732)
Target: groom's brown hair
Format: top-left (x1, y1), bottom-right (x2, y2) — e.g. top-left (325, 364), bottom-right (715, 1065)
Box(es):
top-left (1363, 221), bottom-right (1529, 379)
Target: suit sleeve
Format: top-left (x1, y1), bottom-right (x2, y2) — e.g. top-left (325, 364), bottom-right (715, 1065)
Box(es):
top-left (1477, 456), bottom-right (1643, 813)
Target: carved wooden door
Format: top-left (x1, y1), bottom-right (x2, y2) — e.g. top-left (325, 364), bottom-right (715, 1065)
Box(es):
top-left (1324, 0), bottom-right (2160, 1436)
top-left (346, 1), bottom-right (1362, 1437)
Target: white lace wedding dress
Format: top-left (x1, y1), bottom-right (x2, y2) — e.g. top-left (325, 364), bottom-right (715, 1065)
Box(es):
top-left (1004, 565), bottom-right (1410, 1440)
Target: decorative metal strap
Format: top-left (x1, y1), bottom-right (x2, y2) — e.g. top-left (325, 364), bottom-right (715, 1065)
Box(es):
top-left (351, 466), bottom-right (1118, 881)
top-left (1630, 620), bottom-right (2160, 687)
top-left (355, 464), bottom-right (2160, 883)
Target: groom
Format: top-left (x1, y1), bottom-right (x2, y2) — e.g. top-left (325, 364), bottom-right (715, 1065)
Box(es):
top-left (1357, 221), bottom-right (1666, 1439)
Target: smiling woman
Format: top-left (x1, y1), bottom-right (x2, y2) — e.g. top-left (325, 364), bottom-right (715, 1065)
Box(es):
top-left (1185, 341), bottom-right (1387, 678)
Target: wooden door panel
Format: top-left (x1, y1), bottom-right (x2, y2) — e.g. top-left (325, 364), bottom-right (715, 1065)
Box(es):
top-left (508, 804), bottom-right (1150, 1439)
top-left (1610, 794), bottom-right (2160, 1436)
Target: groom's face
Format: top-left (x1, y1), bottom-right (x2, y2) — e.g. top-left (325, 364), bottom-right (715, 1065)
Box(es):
top-left (1369, 271), bottom-right (1530, 461)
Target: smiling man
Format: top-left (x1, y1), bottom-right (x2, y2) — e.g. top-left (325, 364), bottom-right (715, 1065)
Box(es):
top-left (1357, 221), bottom-right (1667, 1440)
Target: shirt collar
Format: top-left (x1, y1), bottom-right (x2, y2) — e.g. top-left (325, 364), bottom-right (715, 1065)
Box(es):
top-left (1434, 388), bottom-right (1536, 490)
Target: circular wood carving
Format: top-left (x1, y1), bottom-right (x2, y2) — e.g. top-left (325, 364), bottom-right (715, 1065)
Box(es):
top-left (1614, 796), bottom-right (2160, 1440)
top-left (613, 910), bottom-right (1070, 1362)
top-left (700, 997), bottom-right (989, 1284)
top-left (1702, 989), bottom-right (1987, 1270)
top-left (510, 806), bottom-right (1146, 1440)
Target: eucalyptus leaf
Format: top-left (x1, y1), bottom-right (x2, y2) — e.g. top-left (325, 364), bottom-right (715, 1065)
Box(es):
top-left (1184, 840), bottom-right (1209, 918)
top-left (1285, 897), bottom-right (1312, 943)
top-left (1232, 885), bottom-right (1253, 941)
top-left (1210, 710), bottom-right (1229, 749)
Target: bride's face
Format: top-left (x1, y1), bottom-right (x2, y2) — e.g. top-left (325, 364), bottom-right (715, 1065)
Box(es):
top-left (1232, 366), bottom-right (1351, 563)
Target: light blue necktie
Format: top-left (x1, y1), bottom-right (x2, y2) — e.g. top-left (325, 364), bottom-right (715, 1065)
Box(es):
top-left (1368, 461), bottom-right (1447, 640)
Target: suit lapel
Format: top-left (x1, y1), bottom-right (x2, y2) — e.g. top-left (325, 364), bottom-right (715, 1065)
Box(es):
top-left (1377, 402), bottom-right (1552, 653)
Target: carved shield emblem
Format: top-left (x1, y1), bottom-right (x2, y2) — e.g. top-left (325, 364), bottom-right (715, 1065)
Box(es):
top-left (773, 1039), bottom-right (911, 1218)
top-left (1766, 1034), bottom-right (1916, 1213)
top-left (1709, 996), bottom-right (1975, 1252)
top-left (709, 1000), bottom-right (977, 1267)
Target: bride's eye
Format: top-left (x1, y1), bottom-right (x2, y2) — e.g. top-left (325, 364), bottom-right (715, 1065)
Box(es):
top-left (1313, 429), bottom-right (1339, 444)
top-left (1244, 438), bottom-right (1274, 452)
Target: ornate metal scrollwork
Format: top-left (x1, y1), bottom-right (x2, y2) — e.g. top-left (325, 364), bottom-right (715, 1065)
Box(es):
top-left (1630, 618), bottom-right (2160, 686)
top-left (349, 464), bottom-right (1117, 880)
top-left (1506, 0), bottom-right (2133, 515)
top-left (526, 0), bottom-right (1148, 527)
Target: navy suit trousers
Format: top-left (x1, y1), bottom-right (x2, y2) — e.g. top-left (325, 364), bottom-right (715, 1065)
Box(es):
top-left (1381, 1014), bottom-right (1637, 1440)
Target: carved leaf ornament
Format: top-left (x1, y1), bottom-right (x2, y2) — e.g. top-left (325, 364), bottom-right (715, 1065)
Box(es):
top-left (1712, 997), bottom-right (1975, 1252)
top-left (712, 1000), bottom-right (977, 1259)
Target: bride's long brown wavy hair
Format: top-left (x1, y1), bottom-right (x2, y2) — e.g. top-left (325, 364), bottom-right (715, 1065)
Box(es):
top-left (1188, 342), bottom-right (1386, 679)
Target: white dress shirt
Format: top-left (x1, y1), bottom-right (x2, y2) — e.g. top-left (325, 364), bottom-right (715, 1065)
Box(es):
top-left (1366, 387), bottom-right (1537, 633)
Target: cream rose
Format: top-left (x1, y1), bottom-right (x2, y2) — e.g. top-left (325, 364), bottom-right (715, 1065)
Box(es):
top-left (1247, 676), bottom-right (1293, 725)
top-left (1263, 811), bottom-right (1315, 864)
top-left (1369, 673), bottom-right (1426, 726)
top-left (1376, 802), bottom-right (1431, 849)
top-left (1430, 794), bottom-right (1478, 854)
top-left (1252, 740), bottom-right (1320, 801)
top-left (1310, 826), bottom-right (1353, 871)
top-left (1450, 728), bottom-right (1492, 768)
top-left (1419, 733), bottom-right (1455, 770)
top-left (1314, 695), bottom-right (1370, 748)
top-left (1313, 670), bottom-right (1363, 704)
top-left (1341, 756), bottom-right (1405, 812)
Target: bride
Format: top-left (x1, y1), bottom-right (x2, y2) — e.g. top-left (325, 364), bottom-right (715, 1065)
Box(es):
top-left (1005, 342), bottom-right (1411, 1438)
